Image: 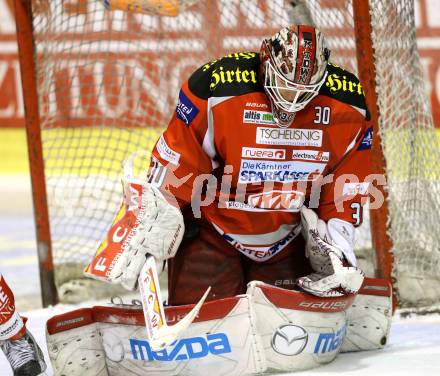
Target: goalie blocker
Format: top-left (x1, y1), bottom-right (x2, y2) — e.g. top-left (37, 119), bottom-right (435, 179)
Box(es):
top-left (46, 278), bottom-right (392, 375)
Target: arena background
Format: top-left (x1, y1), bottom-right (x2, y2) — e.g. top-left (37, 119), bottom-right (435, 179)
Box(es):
top-left (1, 0), bottom-right (440, 176)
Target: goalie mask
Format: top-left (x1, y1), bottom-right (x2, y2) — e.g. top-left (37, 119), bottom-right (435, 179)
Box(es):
top-left (260, 25), bottom-right (330, 127)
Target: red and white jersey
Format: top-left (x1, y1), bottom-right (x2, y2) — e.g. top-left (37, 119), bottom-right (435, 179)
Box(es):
top-left (149, 53), bottom-right (371, 262)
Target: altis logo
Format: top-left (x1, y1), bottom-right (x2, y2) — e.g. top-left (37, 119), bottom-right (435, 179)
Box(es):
top-left (313, 325), bottom-right (347, 354)
top-left (130, 332), bottom-right (231, 362)
top-left (243, 110), bottom-right (275, 124)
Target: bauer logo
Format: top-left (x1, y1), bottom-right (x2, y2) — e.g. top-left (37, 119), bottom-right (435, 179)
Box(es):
top-left (243, 110), bottom-right (275, 124)
top-left (271, 324), bottom-right (308, 356)
top-left (176, 90), bottom-right (199, 126)
top-left (299, 301), bottom-right (349, 311)
top-left (292, 150), bottom-right (330, 162)
top-left (245, 102), bottom-right (269, 109)
top-left (242, 147), bottom-right (285, 160)
top-left (314, 325), bottom-right (347, 354)
top-left (130, 332), bottom-right (231, 362)
top-left (256, 127), bottom-right (323, 147)
top-left (357, 127), bottom-right (373, 150)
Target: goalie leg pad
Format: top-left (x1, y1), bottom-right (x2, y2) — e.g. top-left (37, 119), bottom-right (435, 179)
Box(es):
top-left (46, 309), bottom-right (108, 376)
top-left (45, 279), bottom-right (392, 375)
top-left (341, 277), bottom-right (393, 352)
top-left (247, 281), bottom-right (354, 372)
top-left (46, 296), bottom-right (266, 376)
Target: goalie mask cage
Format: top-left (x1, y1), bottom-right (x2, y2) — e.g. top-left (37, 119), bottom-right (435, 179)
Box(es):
top-left (14, 0), bottom-right (440, 309)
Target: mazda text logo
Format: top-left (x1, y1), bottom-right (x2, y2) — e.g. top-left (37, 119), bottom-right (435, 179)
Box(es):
top-left (271, 324), bottom-right (308, 356)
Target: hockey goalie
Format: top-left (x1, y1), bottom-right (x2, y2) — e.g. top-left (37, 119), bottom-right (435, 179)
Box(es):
top-left (46, 24), bottom-right (392, 375)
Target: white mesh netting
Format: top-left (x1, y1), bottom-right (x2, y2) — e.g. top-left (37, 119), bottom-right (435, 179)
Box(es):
top-left (367, 0), bottom-right (440, 307)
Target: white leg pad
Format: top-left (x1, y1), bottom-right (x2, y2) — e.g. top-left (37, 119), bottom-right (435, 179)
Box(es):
top-left (46, 309), bottom-right (109, 376)
top-left (342, 278), bottom-right (393, 352)
top-left (247, 281), bottom-right (353, 372)
top-left (46, 296), bottom-right (265, 376)
top-left (45, 278), bottom-right (392, 375)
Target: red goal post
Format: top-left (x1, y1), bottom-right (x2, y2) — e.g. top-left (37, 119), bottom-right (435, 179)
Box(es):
top-left (14, 0), bottom-right (58, 306)
top-left (14, 0), bottom-right (439, 310)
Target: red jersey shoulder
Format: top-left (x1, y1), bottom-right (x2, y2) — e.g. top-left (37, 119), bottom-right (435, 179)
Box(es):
top-left (319, 62), bottom-right (370, 120)
top-left (188, 52), bottom-right (264, 99)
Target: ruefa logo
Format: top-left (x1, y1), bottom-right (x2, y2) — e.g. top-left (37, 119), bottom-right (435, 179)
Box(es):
top-left (242, 147), bottom-right (285, 160)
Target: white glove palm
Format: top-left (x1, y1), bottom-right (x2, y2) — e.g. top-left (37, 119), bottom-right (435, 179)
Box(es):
top-left (296, 207), bottom-right (364, 297)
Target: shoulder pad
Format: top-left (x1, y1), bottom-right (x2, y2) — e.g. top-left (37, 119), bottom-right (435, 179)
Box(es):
top-left (188, 52), bottom-right (263, 99)
top-left (320, 62), bottom-right (370, 119)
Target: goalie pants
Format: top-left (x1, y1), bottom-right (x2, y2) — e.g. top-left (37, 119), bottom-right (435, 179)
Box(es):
top-left (167, 219), bottom-right (312, 306)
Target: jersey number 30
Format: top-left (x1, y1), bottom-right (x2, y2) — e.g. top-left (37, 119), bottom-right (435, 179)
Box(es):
top-left (314, 106), bottom-right (331, 125)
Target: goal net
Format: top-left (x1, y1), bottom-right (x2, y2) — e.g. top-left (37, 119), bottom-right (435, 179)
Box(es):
top-left (16, 0), bottom-right (440, 308)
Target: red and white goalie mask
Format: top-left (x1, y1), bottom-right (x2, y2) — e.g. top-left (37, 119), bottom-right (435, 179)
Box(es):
top-left (260, 25), bottom-right (330, 127)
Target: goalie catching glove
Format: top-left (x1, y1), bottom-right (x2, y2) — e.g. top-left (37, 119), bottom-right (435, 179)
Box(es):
top-left (296, 206), bottom-right (364, 297)
top-left (84, 178), bottom-right (184, 290)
